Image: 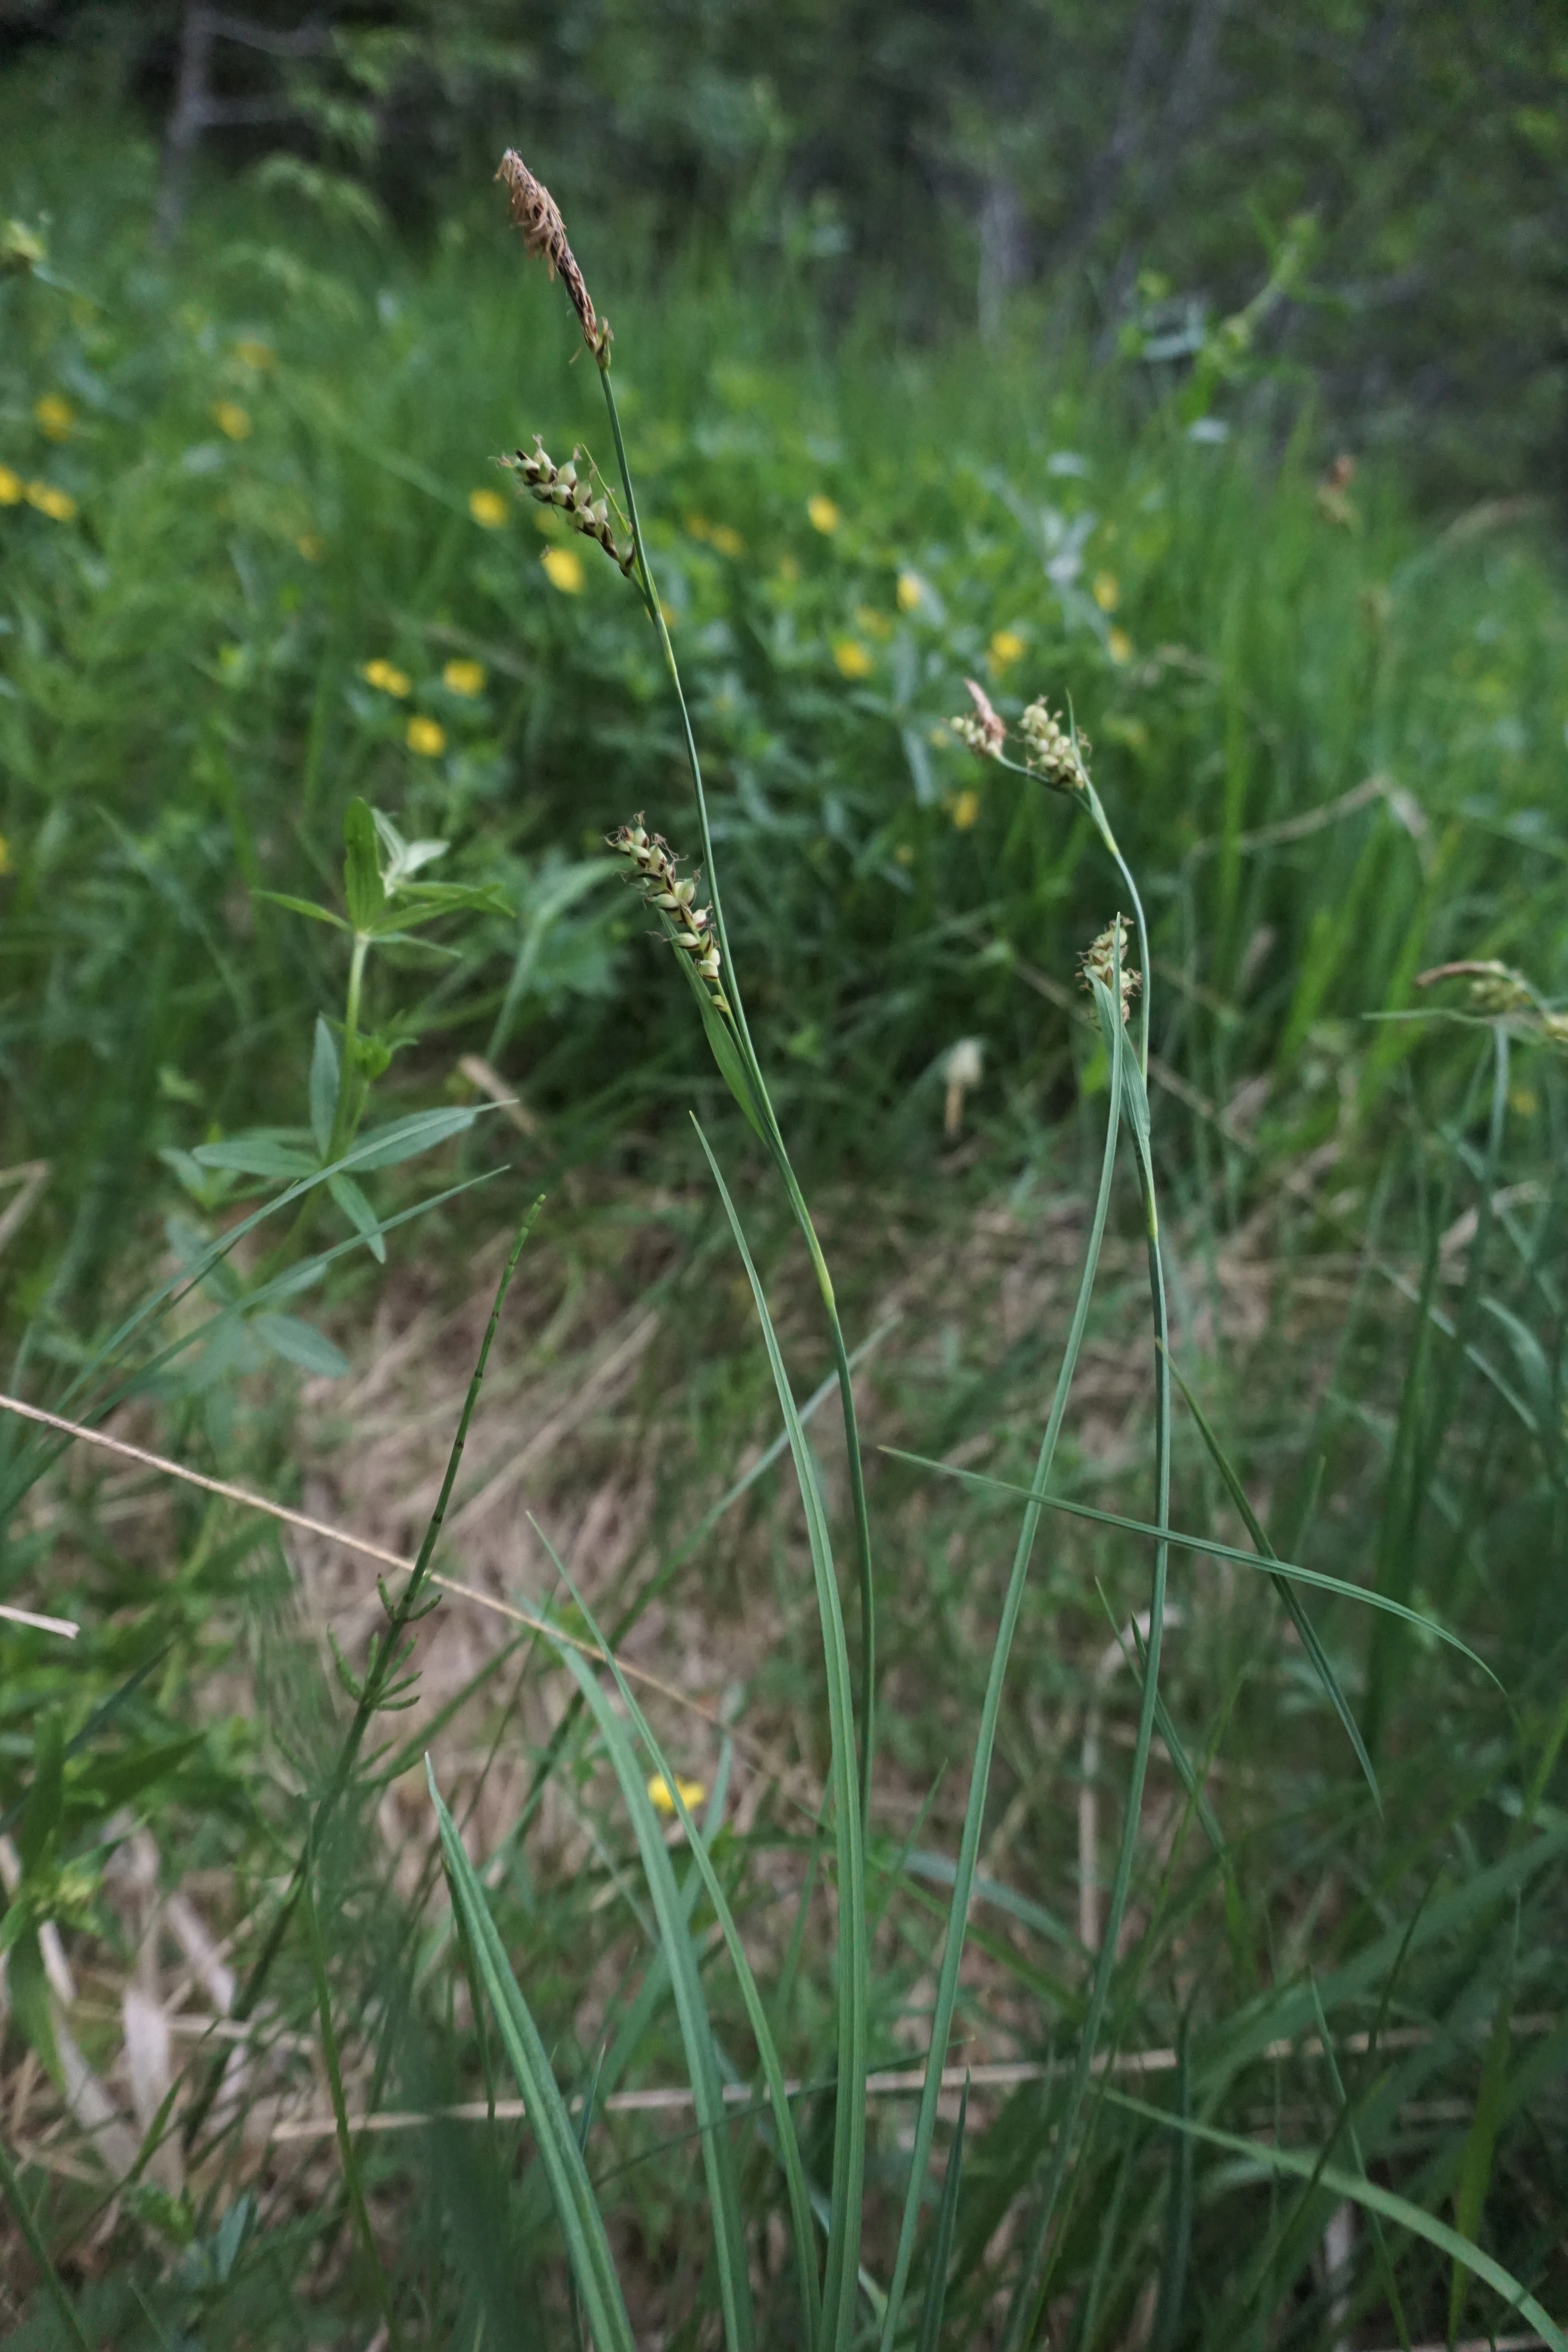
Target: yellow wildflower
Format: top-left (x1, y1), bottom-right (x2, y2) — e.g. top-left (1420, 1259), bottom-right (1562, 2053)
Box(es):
top-left (1092, 571), bottom-right (1120, 612)
top-left (709, 522), bottom-right (744, 558)
top-left (647, 1773), bottom-right (706, 1819)
top-left (1108, 627), bottom-right (1132, 665)
top-left (469, 487), bottom-right (509, 528)
top-left (542, 544), bottom-right (585, 593)
top-left (833, 638), bottom-right (874, 679)
top-left (25, 481), bottom-right (76, 522)
top-left (406, 716), bottom-right (446, 756)
top-left (0, 835), bottom-right (10, 874)
top-left (234, 338), bottom-right (275, 371)
top-left (684, 511), bottom-right (712, 541)
top-left (807, 493), bottom-right (841, 534)
top-left (442, 657), bottom-right (487, 697)
top-left (897, 570), bottom-right (924, 612)
top-left (295, 532), bottom-right (324, 563)
top-left (33, 394), bottom-right (74, 441)
top-left (361, 658), bottom-right (412, 697)
top-left (854, 604), bottom-right (891, 641)
top-left (1510, 1086), bottom-right (1539, 1119)
top-left (989, 628), bottom-right (1025, 670)
top-left (212, 401), bottom-right (252, 441)
top-left (952, 789), bottom-right (980, 830)
top-left (0, 466), bottom-right (22, 505)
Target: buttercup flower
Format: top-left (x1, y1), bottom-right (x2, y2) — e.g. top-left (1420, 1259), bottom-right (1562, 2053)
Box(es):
top-left (33, 394), bottom-right (73, 441)
top-left (407, 716), bottom-right (446, 756)
top-left (647, 1773), bottom-right (706, 1819)
top-left (897, 570), bottom-right (924, 612)
top-left (361, 658), bottom-right (412, 697)
top-left (833, 638), bottom-right (874, 679)
top-left (212, 401), bottom-right (252, 441)
top-left (542, 544), bottom-right (586, 594)
top-left (807, 494), bottom-right (841, 534)
top-left (708, 522), bottom-right (744, 558)
top-left (0, 836), bottom-right (11, 875)
top-left (25, 481), bottom-right (76, 522)
top-left (989, 628), bottom-right (1025, 669)
top-left (1108, 628), bottom-right (1132, 665)
top-left (234, 339), bottom-right (275, 372)
top-left (442, 658), bottom-right (486, 697)
top-left (1093, 572), bottom-right (1120, 612)
top-left (0, 466), bottom-right (22, 505)
top-left (469, 488), bottom-right (508, 528)
top-left (951, 788), bottom-right (980, 830)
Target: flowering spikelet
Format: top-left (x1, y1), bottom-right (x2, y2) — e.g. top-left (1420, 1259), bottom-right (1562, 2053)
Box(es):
top-left (608, 815), bottom-right (730, 1013)
top-left (1020, 700), bottom-right (1092, 794)
top-left (496, 149), bottom-right (609, 358)
top-left (1080, 914), bottom-right (1140, 1025)
top-left (1416, 959), bottom-right (1568, 1047)
top-left (501, 438), bottom-right (636, 575)
top-left (950, 677), bottom-right (1007, 758)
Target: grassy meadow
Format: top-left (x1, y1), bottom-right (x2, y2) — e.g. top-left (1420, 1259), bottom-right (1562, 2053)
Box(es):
top-left (2, 94), bottom-right (1567, 2350)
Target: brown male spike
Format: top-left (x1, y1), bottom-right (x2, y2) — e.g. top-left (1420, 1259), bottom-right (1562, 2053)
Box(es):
top-left (496, 149), bottom-right (610, 358)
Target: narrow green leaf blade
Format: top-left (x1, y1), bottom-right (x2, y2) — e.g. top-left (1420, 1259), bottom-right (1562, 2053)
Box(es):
top-left (1164, 1350), bottom-right (1380, 1807)
top-left (555, 1642), bottom-right (755, 2352)
top-left (692, 1120), bottom-right (866, 2349)
top-left (310, 1016), bottom-right (340, 1158)
top-left (344, 1106), bottom-right (481, 1170)
top-left (1107, 2090), bottom-right (1568, 2352)
top-left (913, 2077), bottom-right (967, 2352)
top-left (879, 1000), bottom-right (1126, 2351)
top-left (883, 1451), bottom-right (1501, 1687)
top-left (426, 1760), bottom-right (636, 2352)
top-left (530, 1544), bottom-right (821, 2351)
top-left (344, 797), bottom-right (387, 931)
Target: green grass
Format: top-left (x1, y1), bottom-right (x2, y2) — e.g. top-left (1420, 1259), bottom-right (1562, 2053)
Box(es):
top-left (2, 90), bottom-right (1568, 2350)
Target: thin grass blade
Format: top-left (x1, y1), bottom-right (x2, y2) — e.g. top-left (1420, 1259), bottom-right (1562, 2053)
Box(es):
top-left (550, 1641), bottom-right (755, 2352)
top-left (913, 2076), bottom-right (969, 2352)
top-left (426, 1760), bottom-right (637, 2352)
top-left (883, 1452), bottom-right (1501, 1685)
top-left (878, 991), bottom-right (1126, 2349)
top-left (692, 1118), bottom-right (867, 2350)
top-left (1106, 2089), bottom-right (1567, 2352)
top-left (529, 1538), bottom-right (822, 2349)
top-left (1164, 1348), bottom-right (1380, 1806)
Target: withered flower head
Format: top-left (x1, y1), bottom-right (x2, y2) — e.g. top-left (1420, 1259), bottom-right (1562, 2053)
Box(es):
top-left (950, 677), bottom-right (1007, 759)
top-left (496, 149), bottom-right (610, 358)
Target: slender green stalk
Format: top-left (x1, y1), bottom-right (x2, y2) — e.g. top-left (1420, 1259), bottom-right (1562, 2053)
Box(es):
top-left (878, 1001), bottom-right (1127, 2349)
top-left (184, 1200), bottom-right (541, 2156)
top-left (301, 1841), bottom-right (402, 2348)
top-left (597, 356), bottom-right (878, 1827)
top-left (1004, 951), bottom-right (1173, 2346)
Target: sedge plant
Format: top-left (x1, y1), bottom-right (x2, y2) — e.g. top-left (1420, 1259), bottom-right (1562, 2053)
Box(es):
top-left (411, 151), bottom-right (1557, 2352)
